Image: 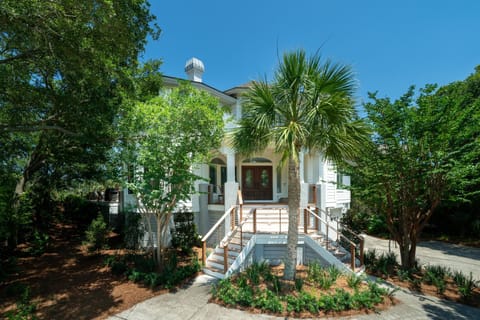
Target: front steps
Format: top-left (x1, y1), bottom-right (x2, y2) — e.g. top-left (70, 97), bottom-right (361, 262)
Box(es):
top-left (203, 206), bottom-right (362, 279)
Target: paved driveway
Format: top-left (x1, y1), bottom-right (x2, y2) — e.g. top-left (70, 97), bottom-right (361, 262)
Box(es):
top-left (362, 234), bottom-right (480, 280)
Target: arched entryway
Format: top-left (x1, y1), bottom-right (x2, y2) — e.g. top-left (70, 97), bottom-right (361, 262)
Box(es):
top-left (241, 158), bottom-right (273, 201)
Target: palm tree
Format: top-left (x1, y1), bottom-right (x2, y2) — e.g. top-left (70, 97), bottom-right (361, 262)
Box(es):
top-left (233, 50), bottom-right (367, 280)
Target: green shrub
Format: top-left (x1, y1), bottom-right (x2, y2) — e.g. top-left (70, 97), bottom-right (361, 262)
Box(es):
top-left (171, 210), bottom-right (201, 253)
top-left (212, 279), bottom-right (237, 306)
top-left (307, 263), bottom-right (337, 290)
top-left (253, 289), bottom-right (283, 313)
top-left (84, 213), bottom-right (109, 251)
top-left (122, 211), bottom-right (143, 249)
top-left (456, 272), bottom-right (478, 300)
top-left (29, 231), bottom-right (49, 256)
top-left (424, 265), bottom-right (450, 281)
top-left (294, 278), bottom-right (304, 291)
top-left (6, 286), bottom-right (37, 320)
top-left (327, 265), bottom-right (342, 282)
top-left (396, 269), bottom-right (411, 281)
top-left (375, 251), bottom-right (397, 276)
top-left (286, 291), bottom-right (318, 313)
top-left (346, 273), bottom-right (363, 290)
top-left (104, 256), bottom-right (128, 276)
top-left (244, 261), bottom-right (271, 284)
top-left (236, 285), bottom-right (254, 307)
top-left (363, 249), bottom-right (377, 270)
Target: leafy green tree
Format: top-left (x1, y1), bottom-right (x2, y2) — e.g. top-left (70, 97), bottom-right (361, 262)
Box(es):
top-left (350, 72), bottom-right (480, 268)
top-left (233, 50), bottom-right (367, 280)
top-left (120, 83), bottom-right (224, 267)
top-left (0, 0), bottom-right (159, 244)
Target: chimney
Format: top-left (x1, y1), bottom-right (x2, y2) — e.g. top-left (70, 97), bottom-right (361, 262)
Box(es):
top-left (184, 57), bottom-right (204, 82)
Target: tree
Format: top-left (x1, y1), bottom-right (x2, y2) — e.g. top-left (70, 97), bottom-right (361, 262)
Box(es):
top-left (120, 83), bottom-right (224, 267)
top-left (233, 50), bottom-right (367, 280)
top-left (0, 0), bottom-right (159, 244)
top-left (350, 74), bottom-right (480, 269)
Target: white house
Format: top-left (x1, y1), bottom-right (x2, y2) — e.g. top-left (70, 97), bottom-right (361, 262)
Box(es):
top-left (121, 57), bottom-right (351, 234)
top-left (119, 58), bottom-right (359, 277)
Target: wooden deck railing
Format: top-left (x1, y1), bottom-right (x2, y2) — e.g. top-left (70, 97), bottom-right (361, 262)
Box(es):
top-left (305, 207), bottom-right (364, 270)
top-left (201, 189), bottom-right (245, 266)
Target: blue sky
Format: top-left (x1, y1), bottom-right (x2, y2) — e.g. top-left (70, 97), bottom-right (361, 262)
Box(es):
top-left (143, 1), bottom-right (479, 105)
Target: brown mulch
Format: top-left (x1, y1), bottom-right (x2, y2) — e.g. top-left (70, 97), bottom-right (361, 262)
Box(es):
top-left (0, 223), bottom-right (196, 320)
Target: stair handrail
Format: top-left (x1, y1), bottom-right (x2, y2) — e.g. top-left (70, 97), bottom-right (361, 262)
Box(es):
top-left (306, 207), bottom-right (364, 270)
top-left (220, 207), bottom-right (255, 247)
top-left (201, 205), bottom-right (235, 243)
top-left (217, 207), bottom-right (255, 273)
top-left (201, 205), bottom-right (235, 265)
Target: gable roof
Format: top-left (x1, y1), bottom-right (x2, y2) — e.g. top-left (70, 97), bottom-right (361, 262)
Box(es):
top-left (162, 76), bottom-right (237, 105)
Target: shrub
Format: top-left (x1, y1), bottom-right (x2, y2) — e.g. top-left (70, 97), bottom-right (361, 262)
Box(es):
top-left (122, 211), bottom-right (144, 249)
top-left (375, 251), bottom-right (397, 276)
top-left (346, 273), bottom-right (363, 290)
top-left (424, 265), bottom-right (450, 281)
top-left (327, 265), bottom-right (342, 282)
top-left (84, 213), bottom-right (109, 251)
top-left (104, 256), bottom-right (128, 276)
top-left (294, 278), bottom-right (304, 292)
top-left (286, 291), bottom-right (318, 313)
top-left (6, 286), bottom-right (37, 320)
top-left (396, 269), bottom-right (411, 282)
top-left (456, 272), bottom-right (478, 300)
top-left (29, 231), bottom-right (49, 256)
top-left (253, 289), bottom-right (283, 313)
top-left (245, 262), bottom-right (270, 285)
top-left (363, 249), bottom-right (377, 270)
top-left (307, 263), bottom-right (338, 290)
top-left (171, 210), bottom-right (201, 253)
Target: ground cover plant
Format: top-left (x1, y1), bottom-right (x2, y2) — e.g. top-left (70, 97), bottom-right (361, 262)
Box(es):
top-left (211, 262), bottom-right (396, 318)
top-left (363, 249), bottom-right (480, 307)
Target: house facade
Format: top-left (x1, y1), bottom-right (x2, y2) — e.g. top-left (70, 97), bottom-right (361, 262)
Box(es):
top-left (121, 57), bottom-right (351, 236)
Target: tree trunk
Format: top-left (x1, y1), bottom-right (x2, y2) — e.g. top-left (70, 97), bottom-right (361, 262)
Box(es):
top-left (284, 156), bottom-right (300, 280)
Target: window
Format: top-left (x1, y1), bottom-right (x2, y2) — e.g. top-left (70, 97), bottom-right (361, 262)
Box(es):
top-left (242, 157), bottom-right (272, 163)
top-left (209, 165), bottom-right (217, 185)
top-left (336, 173), bottom-right (351, 188)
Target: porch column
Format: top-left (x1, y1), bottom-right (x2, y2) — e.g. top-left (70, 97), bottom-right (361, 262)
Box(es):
top-left (193, 163), bottom-right (209, 235)
top-left (299, 151), bottom-right (308, 211)
top-left (316, 153), bottom-right (327, 233)
top-left (223, 148), bottom-right (239, 236)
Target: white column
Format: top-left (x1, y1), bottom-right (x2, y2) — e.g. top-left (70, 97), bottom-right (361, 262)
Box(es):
top-left (223, 149), bottom-right (239, 236)
top-left (299, 151), bottom-right (305, 183)
top-left (226, 152), bottom-right (235, 182)
top-left (299, 151), bottom-right (308, 209)
top-left (235, 99), bottom-right (242, 121)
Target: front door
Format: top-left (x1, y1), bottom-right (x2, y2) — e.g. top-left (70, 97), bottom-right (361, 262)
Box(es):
top-left (242, 166), bottom-right (273, 201)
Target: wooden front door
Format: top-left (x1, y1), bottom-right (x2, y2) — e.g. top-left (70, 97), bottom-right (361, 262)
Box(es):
top-left (242, 166), bottom-right (273, 201)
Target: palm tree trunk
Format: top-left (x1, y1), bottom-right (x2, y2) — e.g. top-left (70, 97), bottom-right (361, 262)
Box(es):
top-left (284, 156), bottom-right (300, 280)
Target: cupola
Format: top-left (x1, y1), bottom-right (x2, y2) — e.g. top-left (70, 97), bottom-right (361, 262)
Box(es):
top-left (184, 57), bottom-right (205, 82)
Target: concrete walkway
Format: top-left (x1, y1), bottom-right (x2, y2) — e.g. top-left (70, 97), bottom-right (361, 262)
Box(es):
top-left (108, 238), bottom-right (480, 320)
